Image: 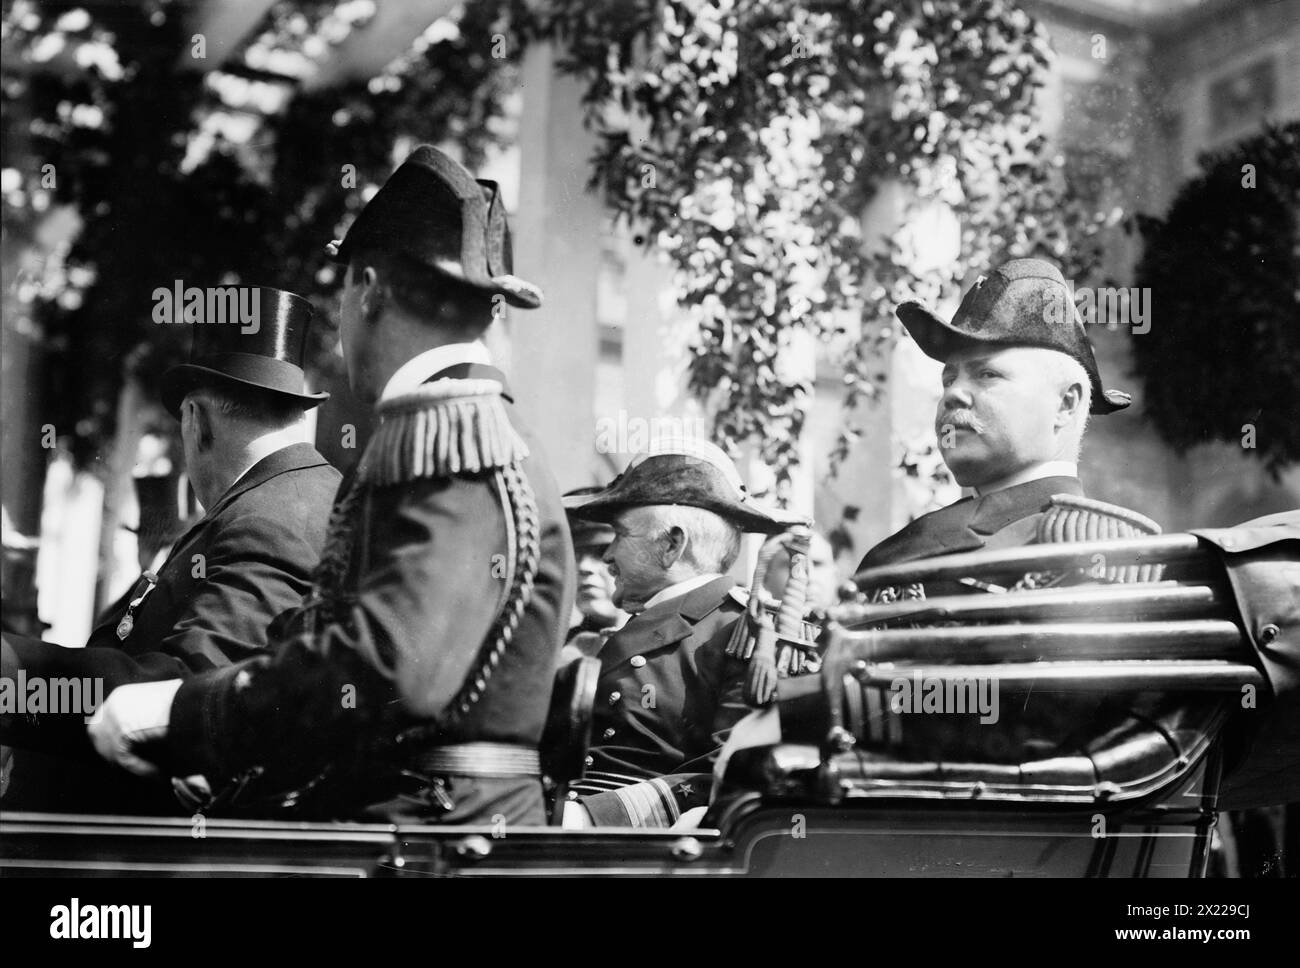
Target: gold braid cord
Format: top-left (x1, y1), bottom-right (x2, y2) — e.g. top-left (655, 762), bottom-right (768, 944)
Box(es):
top-left (444, 458), bottom-right (540, 725)
top-left (727, 528), bottom-right (821, 706)
top-left (314, 378), bottom-right (540, 722)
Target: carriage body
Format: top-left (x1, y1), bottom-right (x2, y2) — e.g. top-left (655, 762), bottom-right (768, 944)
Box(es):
top-left (2, 524), bottom-right (1295, 877)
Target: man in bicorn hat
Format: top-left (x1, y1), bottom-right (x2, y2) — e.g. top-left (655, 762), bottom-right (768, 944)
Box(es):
top-left (561, 438), bottom-right (802, 827)
top-left (1, 287), bottom-right (341, 814)
top-left (856, 257), bottom-right (1157, 596)
top-left (87, 145), bottom-right (575, 827)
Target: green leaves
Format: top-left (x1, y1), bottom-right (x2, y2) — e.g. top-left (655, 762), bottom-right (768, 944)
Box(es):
top-left (1132, 122), bottom-right (1300, 476)
top-left (539, 0), bottom-right (1101, 492)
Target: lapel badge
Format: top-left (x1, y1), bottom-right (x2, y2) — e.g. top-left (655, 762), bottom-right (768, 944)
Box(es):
top-left (116, 570), bottom-right (159, 641)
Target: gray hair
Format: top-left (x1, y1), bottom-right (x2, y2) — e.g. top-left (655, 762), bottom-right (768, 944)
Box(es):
top-left (1043, 351), bottom-right (1092, 458)
top-left (644, 504), bottom-right (742, 574)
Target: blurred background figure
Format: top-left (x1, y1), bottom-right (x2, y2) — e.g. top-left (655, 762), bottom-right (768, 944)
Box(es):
top-left (758, 529), bottom-right (838, 614)
top-left (564, 487), bottom-right (628, 651)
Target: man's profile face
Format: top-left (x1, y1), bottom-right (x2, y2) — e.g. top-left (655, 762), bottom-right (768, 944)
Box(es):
top-left (575, 548), bottom-right (621, 626)
top-left (935, 345), bottom-right (1064, 489)
top-left (602, 508), bottom-right (670, 611)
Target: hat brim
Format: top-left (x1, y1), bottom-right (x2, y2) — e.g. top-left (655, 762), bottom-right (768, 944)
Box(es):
top-left (327, 239), bottom-right (542, 310)
top-left (568, 492), bottom-right (806, 536)
top-left (895, 301), bottom-right (1130, 415)
top-left (160, 364), bottom-right (329, 419)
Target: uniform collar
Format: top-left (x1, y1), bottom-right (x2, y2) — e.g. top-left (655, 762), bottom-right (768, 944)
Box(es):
top-left (967, 475), bottom-right (1082, 534)
top-left (858, 475), bottom-right (1084, 571)
top-left (973, 460), bottom-right (1078, 498)
top-left (381, 340), bottom-right (491, 402)
top-left (605, 575), bottom-right (736, 657)
top-left (633, 573), bottom-right (725, 615)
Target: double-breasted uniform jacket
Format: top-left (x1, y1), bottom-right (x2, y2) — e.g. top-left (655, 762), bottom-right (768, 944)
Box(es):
top-left (163, 363), bottom-right (576, 827)
top-left (856, 476), bottom-right (1086, 596)
top-left (574, 575), bottom-right (751, 825)
top-left (1, 442), bottom-right (341, 813)
top-left (848, 473), bottom-right (1197, 787)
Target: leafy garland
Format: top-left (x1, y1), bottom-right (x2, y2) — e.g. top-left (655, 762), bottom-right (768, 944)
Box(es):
top-left (1131, 121), bottom-right (1300, 476)
top-left (2, 0), bottom-right (526, 459)
top-left (529, 0), bottom-right (1118, 490)
top-left (6, 0), bottom-right (1119, 494)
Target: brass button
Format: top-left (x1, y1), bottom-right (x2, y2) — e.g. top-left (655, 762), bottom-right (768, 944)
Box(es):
top-left (1260, 623), bottom-right (1281, 645)
top-left (602, 728), bottom-right (616, 739)
top-left (630, 655), bottom-right (646, 668)
top-left (584, 755), bottom-right (593, 767)
top-left (608, 691), bottom-right (621, 704)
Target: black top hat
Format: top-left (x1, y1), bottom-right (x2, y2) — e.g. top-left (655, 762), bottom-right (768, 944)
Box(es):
top-left (326, 145), bottom-right (542, 310)
top-left (159, 286), bottom-right (329, 418)
top-left (895, 258), bottom-right (1130, 414)
top-left (566, 439), bottom-right (808, 535)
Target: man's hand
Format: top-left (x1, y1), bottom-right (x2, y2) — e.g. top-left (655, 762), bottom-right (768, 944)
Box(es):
top-left (172, 774), bottom-right (213, 812)
top-left (87, 680), bottom-right (182, 777)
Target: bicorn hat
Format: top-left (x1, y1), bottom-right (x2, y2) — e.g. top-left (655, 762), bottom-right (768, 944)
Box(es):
top-left (895, 257), bottom-right (1130, 414)
top-left (326, 144), bottom-right (542, 310)
top-left (159, 286), bottom-right (328, 418)
top-left (566, 438), bottom-right (808, 535)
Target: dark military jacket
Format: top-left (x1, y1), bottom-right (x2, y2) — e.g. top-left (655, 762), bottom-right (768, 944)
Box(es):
top-left (575, 575), bottom-right (750, 823)
top-left (859, 476), bottom-right (1085, 570)
top-left (1, 442), bottom-right (340, 813)
top-left (855, 476), bottom-right (1085, 598)
top-left (164, 364), bottom-right (575, 827)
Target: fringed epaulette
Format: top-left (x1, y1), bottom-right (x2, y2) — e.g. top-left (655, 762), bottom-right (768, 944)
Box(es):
top-left (1022, 493), bottom-right (1164, 586)
top-left (724, 593), bottom-right (822, 706)
top-left (358, 378), bottom-right (529, 486)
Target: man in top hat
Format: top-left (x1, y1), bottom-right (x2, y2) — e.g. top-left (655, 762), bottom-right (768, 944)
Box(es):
top-left (561, 438), bottom-right (801, 827)
top-left (855, 258), bottom-right (1156, 596)
top-left (87, 145), bottom-right (574, 828)
top-left (2, 286), bottom-right (341, 814)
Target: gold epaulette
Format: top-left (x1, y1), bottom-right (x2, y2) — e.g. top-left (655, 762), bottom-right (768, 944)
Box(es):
top-left (1030, 493), bottom-right (1164, 585)
top-left (358, 378), bottom-right (530, 487)
top-left (1036, 493), bottom-right (1161, 543)
top-left (725, 590), bottom-right (822, 698)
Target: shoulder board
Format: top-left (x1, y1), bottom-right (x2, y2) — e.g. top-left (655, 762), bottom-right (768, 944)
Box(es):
top-left (1037, 493), bottom-right (1161, 544)
top-left (358, 378), bottom-right (530, 487)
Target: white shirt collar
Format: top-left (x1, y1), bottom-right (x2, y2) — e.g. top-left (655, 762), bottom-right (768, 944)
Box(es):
top-left (633, 573), bottom-right (725, 615)
top-left (380, 340), bottom-right (491, 402)
top-left (974, 460), bottom-right (1078, 498)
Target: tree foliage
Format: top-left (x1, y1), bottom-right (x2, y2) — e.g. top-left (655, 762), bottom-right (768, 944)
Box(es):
top-left (1132, 121), bottom-right (1300, 476)
top-left (4, 0), bottom-right (1121, 491)
top-left (531, 0), bottom-right (1119, 488)
top-left (2, 0), bottom-right (524, 462)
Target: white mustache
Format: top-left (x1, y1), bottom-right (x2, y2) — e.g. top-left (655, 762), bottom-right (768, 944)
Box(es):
top-left (939, 409), bottom-right (986, 436)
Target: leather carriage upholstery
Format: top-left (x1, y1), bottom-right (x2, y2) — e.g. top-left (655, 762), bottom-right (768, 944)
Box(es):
top-left (714, 528), bottom-right (1289, 816)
